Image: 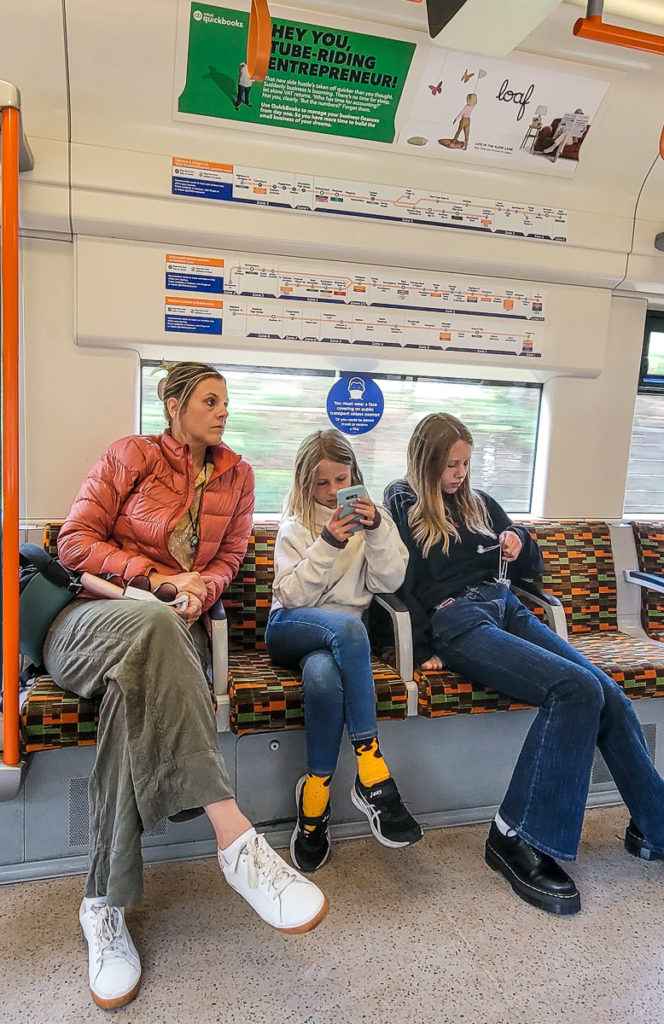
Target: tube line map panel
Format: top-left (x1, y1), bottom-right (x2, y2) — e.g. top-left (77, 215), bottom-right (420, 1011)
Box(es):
top-left (171, 158), bottom-right (568, 242)
top-left (164, 252), bottom-right (546, 358)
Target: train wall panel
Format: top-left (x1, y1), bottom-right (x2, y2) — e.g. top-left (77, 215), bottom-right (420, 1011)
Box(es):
top-left (73, 234), bottom-right (612, 378)
top-left (3, 1), bottom-right (663, 290)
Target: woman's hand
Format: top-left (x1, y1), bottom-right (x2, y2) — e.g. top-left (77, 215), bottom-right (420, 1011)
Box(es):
top-left (499, 530), bottom-right (523, 562)
top-left (421, 655), bottom-right (443, 671)
top-left (174, 591), bottom-right (203, 628)
top-left (150, 571), bottom-right (208, 603)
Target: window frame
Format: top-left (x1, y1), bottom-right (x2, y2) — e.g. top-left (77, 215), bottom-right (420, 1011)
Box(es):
top-left (638, 310), bottom-right (664, 395)
top-left (140, 359), bottom-right (541, 515)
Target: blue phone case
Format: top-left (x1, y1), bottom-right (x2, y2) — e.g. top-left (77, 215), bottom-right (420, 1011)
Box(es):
top-left (337, 485), bottom-right (366, 532)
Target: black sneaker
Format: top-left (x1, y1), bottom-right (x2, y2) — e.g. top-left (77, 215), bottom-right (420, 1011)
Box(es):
top-left (290, 776), bottom-right (331, 873)
top-left (624, 819), bottom-right (664, 861)
top-left (350, 776), bottom-right (423, 848)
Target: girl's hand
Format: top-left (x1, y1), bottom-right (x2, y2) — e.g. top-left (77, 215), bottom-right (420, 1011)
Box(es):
top-left (325, 505), bottom-right (359, 543)
top-left (350, 496), bottom-right (377, 528)
top-left (421, 655), bottom-right (443, 671)
top-left (150, 571), bottom-right (208, 603)
top-left (499, 530), bottom-right (523, 562)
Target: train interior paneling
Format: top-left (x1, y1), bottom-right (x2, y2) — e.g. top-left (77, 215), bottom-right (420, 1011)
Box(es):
top-left (2, 1), bottom-right (664, 1020)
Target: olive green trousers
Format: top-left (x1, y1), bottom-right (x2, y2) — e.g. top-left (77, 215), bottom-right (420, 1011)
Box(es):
top-left (43, 599), bottom-right (233, 906)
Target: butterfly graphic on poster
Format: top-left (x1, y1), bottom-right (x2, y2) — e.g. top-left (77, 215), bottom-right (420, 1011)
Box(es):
top-left (428, 80), bottom-right (443, 96)
top-left (461, 69), bottom-right (475, 83)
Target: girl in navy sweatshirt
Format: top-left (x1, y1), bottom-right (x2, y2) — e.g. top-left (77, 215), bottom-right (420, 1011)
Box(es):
top-left (385, 412), bottom-right (664, 918)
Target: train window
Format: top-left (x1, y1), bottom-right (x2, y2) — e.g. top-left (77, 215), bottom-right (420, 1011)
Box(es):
top-left (141, 361), bottom-right (540, 514)
top-left (625, 312), bottom-right (664, 514)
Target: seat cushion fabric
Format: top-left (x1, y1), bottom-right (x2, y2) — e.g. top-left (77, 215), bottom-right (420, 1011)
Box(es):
top-left (228, 653), bottom-right (407, 734)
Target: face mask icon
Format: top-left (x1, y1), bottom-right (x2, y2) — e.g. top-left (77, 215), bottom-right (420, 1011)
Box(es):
top-left (347, 377), bottom-right (365, 399)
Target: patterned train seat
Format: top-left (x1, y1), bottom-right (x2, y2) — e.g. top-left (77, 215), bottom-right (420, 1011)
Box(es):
top-left (415, 519), bottom-right (664, 716)
top-left (224, 523), bottom-right (407, 733)
top-left (21, 519), bottom-right (664, 750)
top-left (631, 521), bottom-right (664, 642)
top-left (20, 522), bottom-right (407, 752)
top-left (521, 520), bottom-right (664, 699)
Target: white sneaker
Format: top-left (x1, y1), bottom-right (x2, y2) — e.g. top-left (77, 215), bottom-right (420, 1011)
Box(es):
top-left (79, 898), bottom-right (142, 1008)
top-left (218, 830), bottom-right (329, 933)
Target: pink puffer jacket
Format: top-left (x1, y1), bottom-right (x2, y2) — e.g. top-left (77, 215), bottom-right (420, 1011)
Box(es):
top-left (57, 431), bottom-right (255, 611)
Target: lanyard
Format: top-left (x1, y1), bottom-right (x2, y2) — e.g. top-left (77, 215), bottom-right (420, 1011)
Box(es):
top-left (476, 541), bottom-right (511, 588)
top-left (496, 547), bottom-right (511, 587)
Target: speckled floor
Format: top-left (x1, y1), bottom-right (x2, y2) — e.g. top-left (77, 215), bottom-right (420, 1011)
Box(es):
top-left (1, 805), bottom-right (664, 1024)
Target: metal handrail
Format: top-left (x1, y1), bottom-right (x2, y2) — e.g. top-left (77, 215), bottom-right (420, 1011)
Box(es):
top-left (1, 82), bottom-right (29, 770)
top-left (574, 9), bottom-right (664, 55)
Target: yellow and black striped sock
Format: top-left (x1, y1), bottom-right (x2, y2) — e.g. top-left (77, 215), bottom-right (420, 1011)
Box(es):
top-left (301, 773), bottom-right (332, 832)
top-left (353, 737), bottom-right (390, 788)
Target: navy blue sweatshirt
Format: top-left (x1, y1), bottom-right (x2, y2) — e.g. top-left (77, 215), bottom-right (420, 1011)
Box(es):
top-left (384, 479), bottom-right (543, 665)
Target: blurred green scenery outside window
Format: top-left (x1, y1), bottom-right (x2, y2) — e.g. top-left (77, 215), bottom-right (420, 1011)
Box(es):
top-left (141, 361), bottom-right (540, 514)
top-left (646, 332), bottom-right (664, 378)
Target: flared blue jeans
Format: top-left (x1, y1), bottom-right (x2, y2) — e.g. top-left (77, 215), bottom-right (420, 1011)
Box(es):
top-left (430, 582), bottom-right (664, 861)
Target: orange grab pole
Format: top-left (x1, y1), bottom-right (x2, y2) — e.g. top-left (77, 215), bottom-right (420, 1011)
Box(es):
top-left (2, 105), bottom-right (20, 767)
top-left (574, 14), bottom-right (664, 56)
top-left (247, 0), bottom-right (272, 82)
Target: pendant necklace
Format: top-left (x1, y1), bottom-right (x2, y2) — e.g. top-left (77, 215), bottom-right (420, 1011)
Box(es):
top-left (188, 505), bottom-right (201, 548)
top-left (188, 460), bottom-right (209, 548)
top-left (188, 475), bottom-right (205, 548)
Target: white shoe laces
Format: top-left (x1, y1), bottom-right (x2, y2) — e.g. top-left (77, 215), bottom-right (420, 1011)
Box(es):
top-left (91, 904), bottom-right (129, 965)
top-left (240, 835), bottom-right (299, 900)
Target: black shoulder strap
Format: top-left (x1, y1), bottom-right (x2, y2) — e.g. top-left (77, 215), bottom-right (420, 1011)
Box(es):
top-left (19, 542), bottom-right (75, 588)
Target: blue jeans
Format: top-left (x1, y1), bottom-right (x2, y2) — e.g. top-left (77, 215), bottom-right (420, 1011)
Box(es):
top-left (265, 607), bottom-right (378, 776)
top-left (430, 582), bottom-right (664, 861)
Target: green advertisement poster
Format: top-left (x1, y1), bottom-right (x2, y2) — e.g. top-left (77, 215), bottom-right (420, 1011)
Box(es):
top-left (178, 3), bottom-right (415, 143)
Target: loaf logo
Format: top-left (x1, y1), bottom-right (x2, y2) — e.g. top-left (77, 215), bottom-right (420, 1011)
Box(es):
top-left (495, 78), bottom-right (535, 122)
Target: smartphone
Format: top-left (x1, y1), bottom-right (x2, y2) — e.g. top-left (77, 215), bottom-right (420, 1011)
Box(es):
top-left (337, 484), bottom-right (367, 533)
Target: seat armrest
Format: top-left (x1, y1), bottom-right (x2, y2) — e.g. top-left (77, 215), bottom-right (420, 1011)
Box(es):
top-left (209, 599), bottom-right (228, 696)
top-left (624, 570), bottom-right (664, 595)
top-left (373, 593), bottom-right (413, 682)
top-left (512, 581), bottom-right (568, 639)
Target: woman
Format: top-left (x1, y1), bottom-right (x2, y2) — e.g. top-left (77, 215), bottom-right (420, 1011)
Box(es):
top-left (385, 412), bottom-right (664, 917)
top-left (44, 362), bottom-right (328, 1010)
top-left (266, 429), bottom-right (421, 873)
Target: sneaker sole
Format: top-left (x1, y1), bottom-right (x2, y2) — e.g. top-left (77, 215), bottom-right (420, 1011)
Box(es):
top-left (350, 783), bottom-right (422, 849)
top-left (275, 894), bottom-right (330, 934)
top-left (290, 777), bottom-right (331, 873)
top-left (90, 979), bottom-right (141, 1010)
top-left (485, 841), bottom-right (581, 916)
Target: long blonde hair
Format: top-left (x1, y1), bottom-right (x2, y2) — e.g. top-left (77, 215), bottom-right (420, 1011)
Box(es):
top-left (287, 429), bottom-right (363, 536)
top-left (406, 413), bottom-right (494, 556)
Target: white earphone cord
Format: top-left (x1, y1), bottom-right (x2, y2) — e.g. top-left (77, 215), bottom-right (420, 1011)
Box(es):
top-left (496, 546), bottom-right (511, 587)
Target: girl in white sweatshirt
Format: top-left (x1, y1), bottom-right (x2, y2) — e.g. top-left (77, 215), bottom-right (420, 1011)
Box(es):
top-left (266, 429), bottom-right (422, 872)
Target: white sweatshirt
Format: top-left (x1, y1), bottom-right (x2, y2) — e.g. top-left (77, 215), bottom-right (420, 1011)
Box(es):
top-left (271, 502), bottom-right (409, 618)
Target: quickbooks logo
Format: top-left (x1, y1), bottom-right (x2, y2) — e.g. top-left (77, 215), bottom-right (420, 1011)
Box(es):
top-left (192, 9), bottom-right (243, 26)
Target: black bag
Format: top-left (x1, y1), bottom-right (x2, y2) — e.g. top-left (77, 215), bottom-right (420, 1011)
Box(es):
top-left (19, 543), bottom-right (82, 667)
